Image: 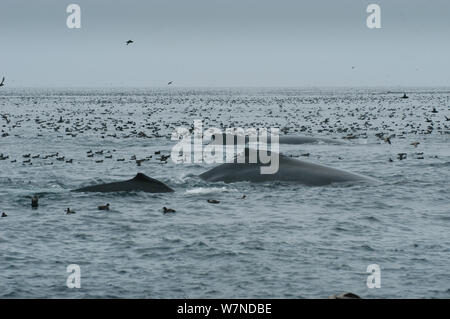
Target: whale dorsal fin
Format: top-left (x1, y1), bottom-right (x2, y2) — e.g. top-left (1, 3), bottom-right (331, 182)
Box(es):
top-left (134, 173), bottom-right (148, 180)
top-left (132, 173), bottom-right (168, 186)
top-left (133, 173), bottom-right (157, 182)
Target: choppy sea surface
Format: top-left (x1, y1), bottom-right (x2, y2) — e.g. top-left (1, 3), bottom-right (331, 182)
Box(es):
top-left (0, 87), bottom-right (449, 298)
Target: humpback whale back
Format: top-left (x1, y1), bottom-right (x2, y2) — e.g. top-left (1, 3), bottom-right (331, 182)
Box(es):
top-left (73, 173), bottom-right (174, 193)
top-left (199, 149), bottom-right (379, 186)
top-left (210, 133), bottom-right (344, 145)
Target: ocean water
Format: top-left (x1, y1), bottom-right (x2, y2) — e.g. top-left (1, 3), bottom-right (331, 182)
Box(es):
top-left (0, 87), bottom-right (449, 298)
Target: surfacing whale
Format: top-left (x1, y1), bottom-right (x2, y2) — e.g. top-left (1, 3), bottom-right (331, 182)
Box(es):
top-left (278, 135), bottom-right (344, 145)
top-left (210, 133), bottom-right (344, 145)
top-left (73, 173), bottom-right (174, 193)
top-left (199, 149), bottom-right (379, 186)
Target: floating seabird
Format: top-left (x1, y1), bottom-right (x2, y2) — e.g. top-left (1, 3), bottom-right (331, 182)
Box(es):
top-left (329, 292), bottom-right (361, 299)
top-left (163, 207), bottom-right (176, 214)
top-left (0, 77), bottom-right (5, 87)
top-left (126, 40), bottom-right (134, 45)
top-left (98, 204), bottom-right (110, 211)
top-left (31, 195), bottom-right (39, 208)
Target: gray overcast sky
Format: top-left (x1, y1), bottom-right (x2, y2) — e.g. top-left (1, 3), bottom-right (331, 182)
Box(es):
top-left (0, 0), bottom-right (449, 87)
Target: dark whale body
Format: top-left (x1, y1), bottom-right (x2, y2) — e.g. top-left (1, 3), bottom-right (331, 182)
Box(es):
top-left (211, 133), bottom-right (343, 145)
top-left (199, 149), bottom-right (379, 186)
top-left (73, 173), bottom-right (174, 193)
top-left (278, 135), bottom-right (343, 145)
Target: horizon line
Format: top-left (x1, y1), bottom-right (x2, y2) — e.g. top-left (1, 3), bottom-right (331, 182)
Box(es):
top-left (2, 85), bottom-right (450, 90)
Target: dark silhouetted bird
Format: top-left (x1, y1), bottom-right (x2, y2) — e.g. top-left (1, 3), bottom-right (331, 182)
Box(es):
top-left (163, 207), bottom-right (176, 214)
top-left (126, 40), bottom-right (134, 45)
top-left (98, 203), bottom-right (110, 211)
top-left (329, 292), bottom-right (361, 299)
top-left (31, 195), bottom-right (39, 208)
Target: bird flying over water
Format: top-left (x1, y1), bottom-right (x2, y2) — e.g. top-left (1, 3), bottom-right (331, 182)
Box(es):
top-left (0, 113), bottom-right (9, 123)
top-left (168, 81), bottom-right (173, 85)
top-left (0, 77), bottom-right (5, 87)
top-left (126, 40), bottom-right (134, 45)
